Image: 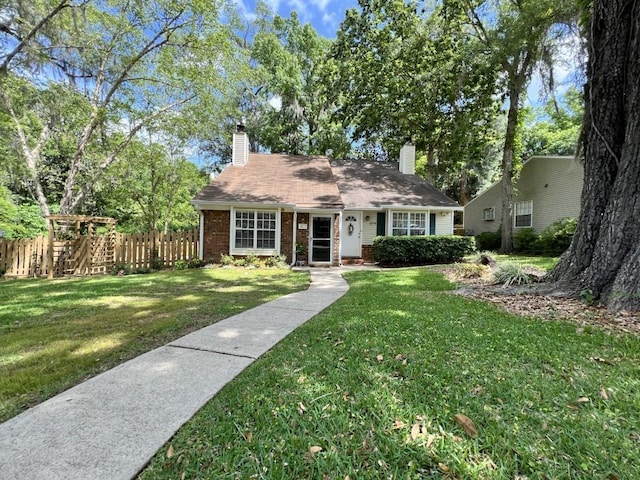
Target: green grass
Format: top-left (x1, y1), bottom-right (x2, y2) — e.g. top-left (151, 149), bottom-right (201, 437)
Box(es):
top-left (0, 268), bottom-right (309, 422)
top-left (489, 254), bottom-right (559, 271)
top-left (139, 269), bottom-right (639, 480)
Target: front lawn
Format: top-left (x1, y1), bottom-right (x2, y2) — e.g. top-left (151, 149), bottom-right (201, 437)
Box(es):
top-left (139, 268), bottom-right (639, 479)
top-left (0, 268), bottom-right (309, 422)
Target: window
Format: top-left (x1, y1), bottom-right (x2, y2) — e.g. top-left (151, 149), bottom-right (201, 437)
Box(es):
top-left (392, 212), bottom-right (426, 236)
top-left (482, 207), bottom-right (495, 221)
top-left (233, 210), bottom-right (277, 250)
top-left (514, 201), bottom-right (533, 227)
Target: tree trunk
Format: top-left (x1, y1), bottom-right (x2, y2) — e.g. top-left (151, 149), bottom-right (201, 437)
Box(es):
top-left (500, 83), bottom-right (521, 253)
top-left (549, 0), bottom-right (640, 311)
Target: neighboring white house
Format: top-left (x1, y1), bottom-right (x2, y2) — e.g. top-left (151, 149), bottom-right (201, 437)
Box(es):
top-left (464, 156), bottom-right (584, 235)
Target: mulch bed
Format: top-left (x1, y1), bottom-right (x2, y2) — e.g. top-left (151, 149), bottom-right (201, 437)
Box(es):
top-left (437, 266), bottom-right (640, 336)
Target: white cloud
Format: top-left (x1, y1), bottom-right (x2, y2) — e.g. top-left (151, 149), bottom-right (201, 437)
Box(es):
top-left (310, 0), bottom-right (331, 11)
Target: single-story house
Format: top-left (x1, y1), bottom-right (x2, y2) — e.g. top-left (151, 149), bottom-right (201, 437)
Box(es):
top-left (464, 155), bottom-right (584, 236)
top-left (192, 126), bottom-right (462, 266)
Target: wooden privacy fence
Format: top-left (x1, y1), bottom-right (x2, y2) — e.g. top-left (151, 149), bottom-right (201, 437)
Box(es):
top-left (0, 229), bottom-right (199, 278)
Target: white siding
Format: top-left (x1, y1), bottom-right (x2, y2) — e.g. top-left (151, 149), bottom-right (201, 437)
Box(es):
top-left (464, 156), bottom-right (583, 235)
top-left (435, 212), bottom-right (454, 235)
top-left (362, 213), bottom-right (379, 245)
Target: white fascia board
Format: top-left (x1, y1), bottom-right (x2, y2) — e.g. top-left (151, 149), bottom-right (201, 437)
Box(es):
top-left (381, 205), bottom-right (463, 212)
top-left (192, 200), bottom-right (295, 210)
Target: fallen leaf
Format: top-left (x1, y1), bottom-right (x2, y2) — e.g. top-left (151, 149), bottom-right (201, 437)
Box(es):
top-left (576, 327), bottom-right (584, 335)
top-left (298, 402), bottom-right (307, 414)
top-left (567, 404), bottom-right (579, 410)
top-left (576, 396), bottom-right (590, 403)
top-left (454, 413), bottom-right (478, 437)
top-left (392, 419), bottom-right (406, 430)
top-left (166, 444), bottom-right (175, 458)
top-left (410, 423), bottom-right (424, 440)
top-left (425, 433), bottom-right (436, 449)
top-left (438, 462), bottom-right (450, 472)
top-left (600, 388), bottom-right (609, 400)
top-left (245, 431), bottom-right (253, 442)
top-left (376, 354), bottom-right (384, 362)
top-left (309, 445), bottom-right (323, 454)
top-left (394, 354), bottom-right (407, 362)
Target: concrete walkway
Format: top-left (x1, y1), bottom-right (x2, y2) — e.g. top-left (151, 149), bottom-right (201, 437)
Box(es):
top-left (0, 268), bottom-right (349, 480)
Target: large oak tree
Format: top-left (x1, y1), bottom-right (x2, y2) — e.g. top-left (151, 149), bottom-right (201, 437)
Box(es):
top-left (549, 0), bottom-right (640, 311)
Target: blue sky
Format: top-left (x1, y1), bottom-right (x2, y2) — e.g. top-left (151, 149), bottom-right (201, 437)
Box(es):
top-left (235, 0), bottom-right (358, 38)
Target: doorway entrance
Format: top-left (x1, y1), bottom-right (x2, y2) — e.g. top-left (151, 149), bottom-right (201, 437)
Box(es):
top-left (310, 216), bottom-right (332, 263)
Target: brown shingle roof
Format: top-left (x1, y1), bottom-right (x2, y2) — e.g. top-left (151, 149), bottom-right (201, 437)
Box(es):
top-left (193, 153), bottom-right (343, 209)
top-left (193, 154), bottom-right (460, 210)
top-left (330, 159), bottom-right (460, 209)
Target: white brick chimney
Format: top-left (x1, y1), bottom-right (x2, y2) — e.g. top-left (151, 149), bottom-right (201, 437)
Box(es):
top-left (399, 143), bottom-right (416, 175)
top-left (232, 122), bottom-right (249, 166)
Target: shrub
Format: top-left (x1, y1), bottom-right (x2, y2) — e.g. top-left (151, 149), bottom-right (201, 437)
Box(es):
top-left (243, 253), bottom-right (262, 268)
top-left (537, 217), bottom-right (577, 255)
top-left (174, 259), bottom-right (189, 270)
top-left (452, 262), bottom-right (487, 279)
top-left (188, 258), bottom-right (205, 269)
top-left (513, 228), bottom-right (539, 254)
top-left (111, 263), bottom-right (131, 275)
top-left (220, 254), bottom-right (235, 266)
top-left (265, 254), bottom-right (288, 268)
top-left (373, 235), bottom-right (475, 266)
top-left (475, 231), bottom-right (501, 251)
top-left (492, 261), bottom-right (532, 287)
top-left (150, 256), bottom-right (164, 270)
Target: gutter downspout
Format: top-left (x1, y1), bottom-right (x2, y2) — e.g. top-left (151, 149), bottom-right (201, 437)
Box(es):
top-left (198, 209), bottom-right (204, 260)
top-left (338, 211), bottom-right (343, 266)
top-left (290, 210), bottom-right (298, 267)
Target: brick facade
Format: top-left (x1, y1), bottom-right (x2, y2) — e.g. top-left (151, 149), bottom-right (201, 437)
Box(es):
top-left (332, 214), bottom-right (340, 266)
top-left (280, 212), bottom-right (294, 263)
top-left (362, 245), bottom-right (375, 262)
top-left (202, 210), bottom-right (343, 266)
top-left (202, 210), bottom-right (230, 263)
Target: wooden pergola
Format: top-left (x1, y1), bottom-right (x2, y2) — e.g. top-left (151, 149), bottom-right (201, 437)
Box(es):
top-left (46, 215), bottom-right (116, 278)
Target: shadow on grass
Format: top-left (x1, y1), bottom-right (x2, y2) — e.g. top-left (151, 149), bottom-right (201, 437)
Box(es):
top-left (0, 268), bottom-right (309, 422)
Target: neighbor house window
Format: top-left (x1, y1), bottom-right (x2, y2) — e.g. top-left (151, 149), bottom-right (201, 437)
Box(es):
top-left (514, 201), bottom-right (533, 227)
top-left (234, 210), bottom-right (277, 250)
top-left (482, 207), bottom-right (495, 221)
top-left (392, 212), bottom-right (426, 236)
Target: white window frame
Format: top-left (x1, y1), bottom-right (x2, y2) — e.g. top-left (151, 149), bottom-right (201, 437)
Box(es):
top-left (482, 207), bottom-right (495, 221)
top-left (514, 200), bottom-right (533, 228)
top-left (391, 211), bottom-right (427, 236)
top-left (230, 208), bottom-right (280, 255)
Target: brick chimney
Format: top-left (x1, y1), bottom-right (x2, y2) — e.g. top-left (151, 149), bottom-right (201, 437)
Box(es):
top-left (399, 143), bottom-right (416, 175)
top-left (232, 121), bottom-right (249, 166)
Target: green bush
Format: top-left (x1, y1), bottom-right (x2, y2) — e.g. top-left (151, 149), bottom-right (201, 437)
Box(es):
top-left (220, 254), bottom-right (235, 266)
top-left (537, 217), bottom-right (577, 255)
top-left (475, 231), bottom-right (501, 251)
top-left (188, 258), bottom-right (205, 269)
top-left (265, 254), bottom-right (288, 268)
top-left (174, 259), bottom-right (189, 270)
top-left (373, 235), bottom-right (475, 266)
top-left (513, 228), bottom-right (539, 254)
top-left (492, 261), bottom-right (532, 286)
top-left (111, 263), bottom-right (131, 275)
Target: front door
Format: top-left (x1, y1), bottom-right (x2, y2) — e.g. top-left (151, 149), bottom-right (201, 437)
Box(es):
top-left (342, 212), bottom-right (362, 257)
top-left (311, 216), bottom-right (332, 263)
